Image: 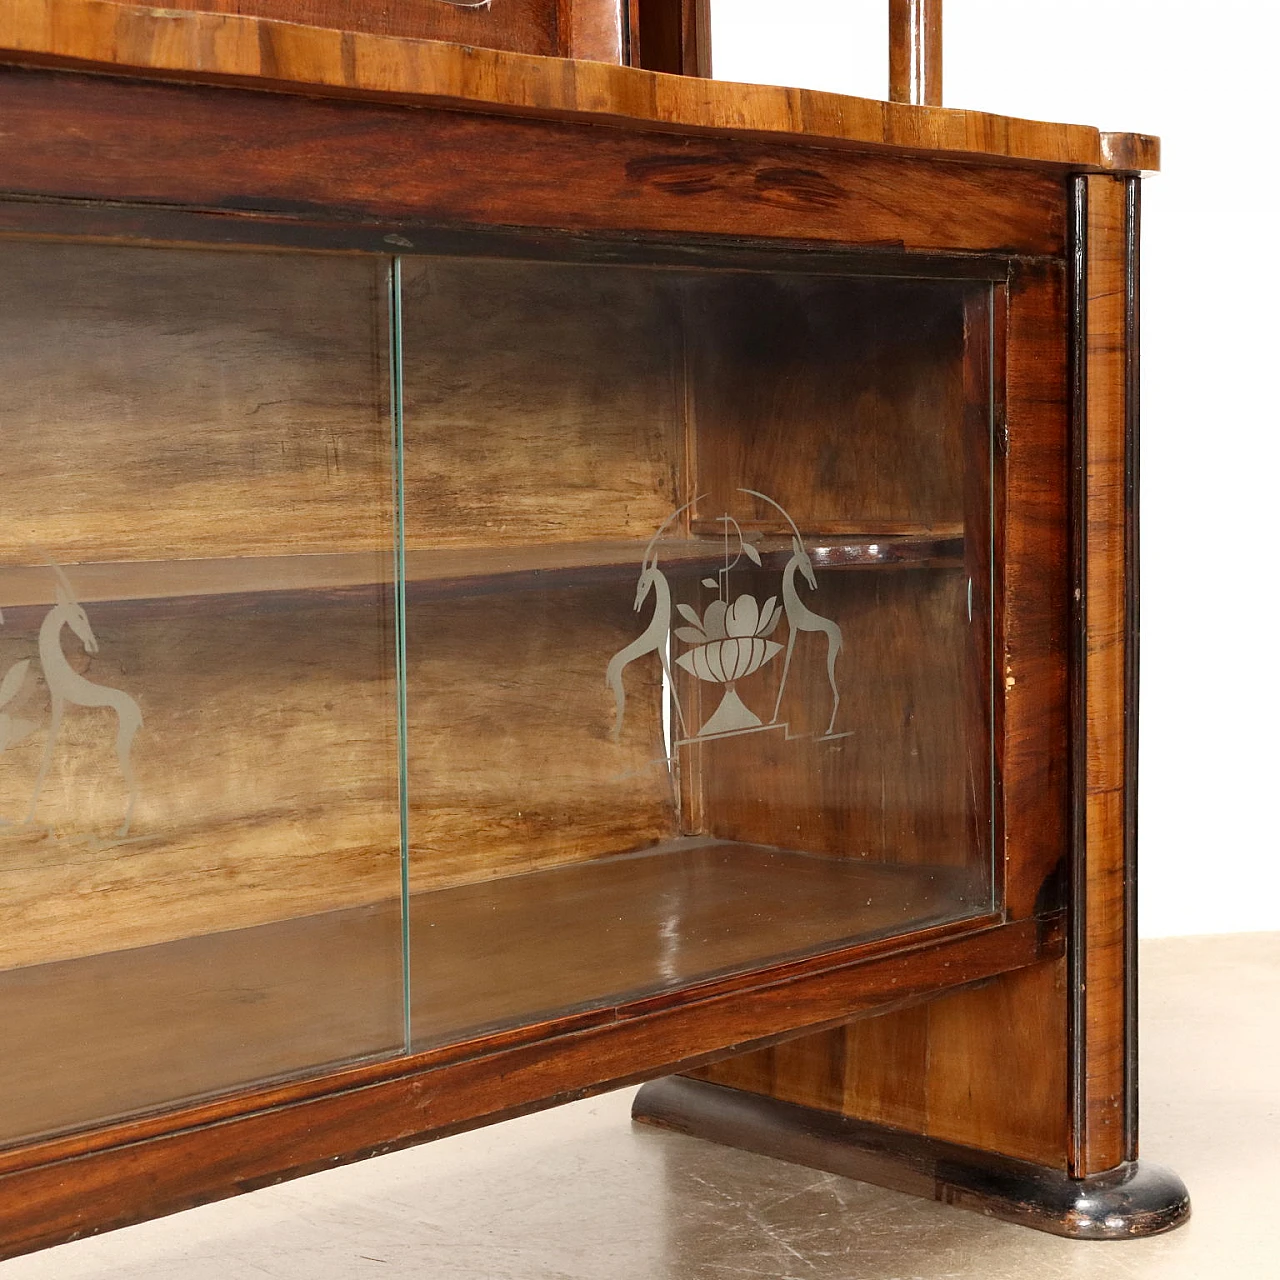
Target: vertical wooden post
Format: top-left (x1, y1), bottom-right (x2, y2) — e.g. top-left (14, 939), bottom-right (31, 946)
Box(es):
top-left (889, 0), bottom-right (943, 106)
top-left (627, 0), bottom-right (711, 76)
top-left (1069, 172), bottom-right (1140, 1176)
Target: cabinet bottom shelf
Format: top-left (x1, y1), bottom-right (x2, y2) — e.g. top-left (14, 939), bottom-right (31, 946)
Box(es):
top-left (0, 840), bottom-right (988, 1149)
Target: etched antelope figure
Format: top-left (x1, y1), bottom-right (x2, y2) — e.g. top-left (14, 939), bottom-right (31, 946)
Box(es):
top-left (25, 565), bottom-right (143, 837)
top-left (605, 497), bottom-right (702, 742)
top-left (0, 609), bottom-right (38, 756)
top-left (740, 489), bottom-right (844, 736)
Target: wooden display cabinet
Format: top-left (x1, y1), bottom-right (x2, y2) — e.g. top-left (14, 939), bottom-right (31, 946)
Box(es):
top-left (0, 0), bottom-right (1187, 1257)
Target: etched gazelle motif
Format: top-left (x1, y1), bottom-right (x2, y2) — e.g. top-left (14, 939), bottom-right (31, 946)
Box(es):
top-left (25, 564), bottom-right (143, 837)
top-left (0, 609), bottom-right (38, 755)
top-left (608, 490), bottom-right (845, 755)
top-left (605, 498), bottom-right (701, 741)
top-left (741, 489), bottom-right (844, 736)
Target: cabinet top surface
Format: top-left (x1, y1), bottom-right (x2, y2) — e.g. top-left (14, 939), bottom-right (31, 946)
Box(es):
top-left (0, 0), bottom-right (1159, 173)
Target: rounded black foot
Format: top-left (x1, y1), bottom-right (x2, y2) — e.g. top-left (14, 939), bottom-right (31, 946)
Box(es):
top-left (633, 1077), bottom-right (1190, 1239)
top-left (1008, 1159), bottom-right (1190, 1239)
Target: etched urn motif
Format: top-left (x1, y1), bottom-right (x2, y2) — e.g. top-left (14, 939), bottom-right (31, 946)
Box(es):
top-left (674, 592), bottom-right (783, 735)
top-left (605, 487), bottom-right (845, 750)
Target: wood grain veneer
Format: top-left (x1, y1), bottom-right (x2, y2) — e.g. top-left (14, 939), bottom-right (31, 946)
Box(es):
top-left (0, 0), bottom-right (1157, 173)
top-left (1071, 172), bottom-right (1136, 1176)
top-left (0, 68), bottom-right (1071, 259)
top-left (0, 838), bottom-right (991, 1146)
top-left (688, 259), bottom-right (1077, 1167)
top-left (0, 241), bottom-right (393, 567)
top-left (689, 569), bottom-right (984, 871)
top-left (889, 0), bottom-right (943, 107)
top-left (0, 913), bottom-right (1052, 1261)
top-left (0, 599), bottom-right (402, 969)
top-left (399, 256), bottom-right (681, 549)
top-left (689, 958), bottom-right (1069, 1167)
top-left (0, 0), bottom-right (1170, 1247)
top-left (688, 276), bottom-right (969, 535)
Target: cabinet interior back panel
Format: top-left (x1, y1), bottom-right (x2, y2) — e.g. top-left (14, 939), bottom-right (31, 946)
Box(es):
top-left (0, 241), bottom-right (401, 970)
top-left (689, 275), bottom-right (968, 535)
top-left (399, 256), bottom-right (683, 549)
top-left (0, 241), bottom-right (393, 566)
top-left (0, 598), bottom-right (402, 970)
top-left (406, 584), bottom-right (678, 892)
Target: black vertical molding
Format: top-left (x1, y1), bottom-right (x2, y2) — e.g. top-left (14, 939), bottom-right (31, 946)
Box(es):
top-left (1066, 173), bottom-right (1089, 1177)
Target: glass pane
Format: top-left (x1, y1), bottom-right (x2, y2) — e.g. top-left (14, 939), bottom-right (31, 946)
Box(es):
top-left (401, 255), bottom-right (994, 1049)
top-left (0, 242), bottom-right (404, 1144)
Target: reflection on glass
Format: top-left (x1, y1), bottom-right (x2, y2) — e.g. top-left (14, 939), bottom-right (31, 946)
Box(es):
top-left (0, 237), bottom-right (997, 1142)
top-left (401, 259), bottom-right (995, 1049)
top-left (0, 242), bottom-right (403, 1145)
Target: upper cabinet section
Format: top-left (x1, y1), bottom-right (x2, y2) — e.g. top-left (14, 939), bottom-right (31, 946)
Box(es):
top-left (0, 0), bottom-right (1155, 175)
top-left (137, 0), bottom-right (709, 70)
top-left (136, 0), bottom-right (632, 63)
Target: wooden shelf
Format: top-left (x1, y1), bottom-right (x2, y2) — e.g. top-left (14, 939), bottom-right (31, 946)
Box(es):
top-left (0, 838), bottom-right (985, 1147)
top-left (0, 534), bottom-right (965, 612)
top-left (406, 839), bottom-right (984, 1047)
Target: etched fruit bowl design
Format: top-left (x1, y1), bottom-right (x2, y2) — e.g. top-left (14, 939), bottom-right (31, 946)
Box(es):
top-left (674, 592), bottom-right (783, 735)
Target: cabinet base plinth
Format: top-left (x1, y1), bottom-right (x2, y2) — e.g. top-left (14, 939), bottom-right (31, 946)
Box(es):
top-left (632, 1076), bottom-right (1190, 1239)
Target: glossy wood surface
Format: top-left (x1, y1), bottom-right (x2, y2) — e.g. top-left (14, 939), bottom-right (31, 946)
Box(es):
top-left (0, 69), bottom-right (1070, 259)
top-left (693, 958), bottom-right (1069, 1167)
top-left (1001, 262), bottom-right (1072, 919)
top-left (0, 914), bottom-right (1053, 1260)
top-left (889, 0), bottom-right (943, 107)
top-left (0, 837), bottom-right (985, 1146)
top-left (1071, 173), bottom-right (1136, 1176)
top-left (150, 0), bottom-right (565, 54)
top-left (150, 0), bottom-right (631, 63)
top-left (564, 0), bottom-right (626, 62)
top-left (0, 0), bottom-right (1156, 172)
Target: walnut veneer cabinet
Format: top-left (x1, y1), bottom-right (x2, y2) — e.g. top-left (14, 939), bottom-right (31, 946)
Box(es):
top-left (0, 0), bottom-right (1188, 1257)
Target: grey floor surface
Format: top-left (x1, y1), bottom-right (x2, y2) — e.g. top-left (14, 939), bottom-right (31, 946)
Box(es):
top-left (2, 932), bottom-right (1276, 1279)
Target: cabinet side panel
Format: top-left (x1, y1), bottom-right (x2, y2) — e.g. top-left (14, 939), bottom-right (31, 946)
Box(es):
top-left (692, 957), bottom-right (1069, 1167)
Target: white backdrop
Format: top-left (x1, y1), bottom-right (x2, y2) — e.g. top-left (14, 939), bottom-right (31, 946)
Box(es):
top-left (709, 1), bottom-right (1279, 938)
